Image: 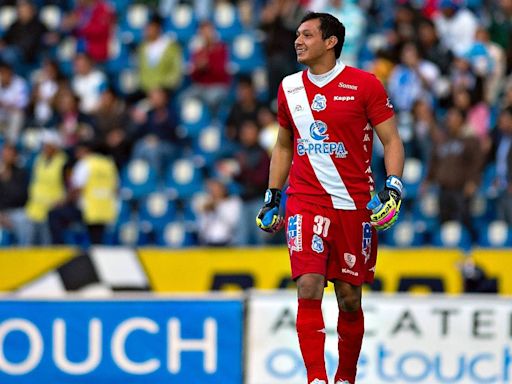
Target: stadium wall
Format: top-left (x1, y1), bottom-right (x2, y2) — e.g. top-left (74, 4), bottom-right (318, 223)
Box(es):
top-left (0, 246), bottom-right (511, 294)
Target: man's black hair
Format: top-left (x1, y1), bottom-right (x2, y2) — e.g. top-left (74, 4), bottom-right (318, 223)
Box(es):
top-left (300, 12), bottom-right (345, 59)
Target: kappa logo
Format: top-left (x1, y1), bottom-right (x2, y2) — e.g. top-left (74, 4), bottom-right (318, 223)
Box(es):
top-left (344, 252), bottom-right (356, 269)
top-left (334, 96), bottom-right (355, 101)
top-left (311, 94), bottom-right (327, 111)
top-left (338, 82), bottom-right (358, 90)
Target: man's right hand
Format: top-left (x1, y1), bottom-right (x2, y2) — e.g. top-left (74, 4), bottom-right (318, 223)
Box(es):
top-left (256, 188), bottom-right (283, 233)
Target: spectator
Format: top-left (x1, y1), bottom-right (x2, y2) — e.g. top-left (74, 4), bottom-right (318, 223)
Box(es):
top-left (71, 53), bottom-right (108, 114)
top-left (132, 87), bottom-right (179, 177)
top-left (0, 143), bottom-right (30, 245)
top-left (260, 0), bottom-right (305, 103)
top-left (182, 20), bottom-right (231, 117)
top-left (488, 0), bottom-right (512, 73)
top-left (451, 86), bottom-right (490, 145)
top-left (61, 0), bottom-right (115, 62)
top-left (25, 130), bottom-right (68, 245)
top-left (416, 18), bottom-right (453, 75)
top-left (0, 61), bottom-right (29, 143)
top-left (218, 119), bottom-right (271, 245)
top-left (318, 0), bottom-right (366, 67)
top-left (225, 75), bottom-right (267, 142)
top-left (28, 59), bottom-right (64, 127)
top-left (433, 0), bottom-right (478, 57)
top-left (410, 99), bottom-right (441, 163)
top-left (92, 87), bottom-right (133, 170)
top-left (421, 107), bottom-right (483, 240)
top-left (137, 14), bottom-right (183, 95)
top-left (48, 140), bottom-right (118, 245)
top-left (258, 107), bottom-right (280, 155)
top-left (387, 42), bottom-right (440, 112)
top-left (196, 178), bottom-right (242, 246)
top-left (493, 107), bottom-right (512, 225)
top-left (51, 87), bottom-right (94, 149)
top-left (0, 0), bottom-right (48, 72)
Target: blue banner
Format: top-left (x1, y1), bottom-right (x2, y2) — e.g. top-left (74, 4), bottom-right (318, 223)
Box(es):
top-left (0, 299), bottom-right (243, 383)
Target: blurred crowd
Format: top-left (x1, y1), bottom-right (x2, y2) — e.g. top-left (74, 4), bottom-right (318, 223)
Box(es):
top-left (0, 0), bottom-right (511, 248)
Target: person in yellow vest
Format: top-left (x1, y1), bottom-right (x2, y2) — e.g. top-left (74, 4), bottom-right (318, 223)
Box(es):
top-left (25, 130), bottom-right (68, 245)
top-left (48, 140), bottom-right (118, 244)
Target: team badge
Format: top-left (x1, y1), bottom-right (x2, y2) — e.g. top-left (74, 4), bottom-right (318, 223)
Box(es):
top-left (344, 252), bottom-right (356, 269)
top-left (362, 222), bottom-right (372, 263)
top-left (287, 214), bottom-right (303, 253)
top-left (312, 234), bottom-right (324, 253)
top-left (311, 94), bottom-right (327, 112)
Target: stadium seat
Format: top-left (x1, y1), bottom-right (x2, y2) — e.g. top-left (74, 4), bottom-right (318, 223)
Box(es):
top-left (139, 191), bottom-right (177, 234)
top-left (213, 2), bottom-right (243, 42)
top-left (164, 4), bottom-right (198, 44)
top-left (432, 221), bottom-right (472, 250)
top-left (39, 5), bottom-right (62, 31)
top-left (192, 124), bottom-right (223, 165)
top-left (229, 32), bottom-right (265, 74)
top-left (383, 219), bottom-right (425, 247)
top-left (478, 220), bottom-right (512, 247)
top-left (105, 33), bottom-right (134, 75)
top-left (116, 67), bottom-right (140, 95)
top-left (178, 97), bottom-right (212, 139)
top-left (120, 159), bottom-right (159, 200)
top-left (119, 3), bottom-right (149, 44)
top-left (0, 228), bottom-right (12, 247)
top-left (155, 220), bottom-right (196, 247)
top-left (165, 158), bottom-right (204, 200)
top-left (401, 157), bottom-right (424, 200)
top-left (0, 6), bottom-right (15, 35)
top-left (56, 36), bottom-right (77, 75)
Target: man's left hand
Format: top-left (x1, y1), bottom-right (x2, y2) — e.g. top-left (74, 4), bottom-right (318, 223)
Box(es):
top-left (367, 175), bottom-right (403, 231)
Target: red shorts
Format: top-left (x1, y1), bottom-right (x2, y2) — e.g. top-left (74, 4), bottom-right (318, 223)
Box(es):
top-left (285, 195), bottom-right (378, 286)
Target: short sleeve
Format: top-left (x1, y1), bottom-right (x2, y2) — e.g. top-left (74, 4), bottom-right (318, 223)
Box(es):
top-left (277, 83), bottom-right (292, 130)
top-left (365, 74), bottom-right (394, 127)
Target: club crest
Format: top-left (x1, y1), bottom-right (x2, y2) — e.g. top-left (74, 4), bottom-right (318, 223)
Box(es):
top-left (311, 94), bottom-right (327, 112)
top-left (344, 252), bottom-right (356, 269)
top-left (312, 234), bottom-right (324, 253)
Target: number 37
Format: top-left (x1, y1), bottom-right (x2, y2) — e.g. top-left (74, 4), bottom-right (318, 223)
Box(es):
top-left (313, 215), bottom-right (330, 237)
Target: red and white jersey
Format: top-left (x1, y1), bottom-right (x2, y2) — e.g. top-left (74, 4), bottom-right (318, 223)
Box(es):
top-left (277, 63), bottom-right (394, 210)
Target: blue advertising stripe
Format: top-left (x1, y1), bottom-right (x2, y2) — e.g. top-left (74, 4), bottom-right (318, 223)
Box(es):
top-left (0, 299), bottom-right (243, 384)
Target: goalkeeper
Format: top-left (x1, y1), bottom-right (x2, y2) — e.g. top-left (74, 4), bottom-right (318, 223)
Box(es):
top-left (256, 11), bottom-right (404, 384)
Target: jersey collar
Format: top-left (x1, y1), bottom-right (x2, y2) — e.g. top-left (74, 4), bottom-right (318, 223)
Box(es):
top-left (307, 60), bottom-right (346, 88)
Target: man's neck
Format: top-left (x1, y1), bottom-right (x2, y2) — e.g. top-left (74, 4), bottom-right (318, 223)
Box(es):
top-left (308, 58), bottom-right (337, 75)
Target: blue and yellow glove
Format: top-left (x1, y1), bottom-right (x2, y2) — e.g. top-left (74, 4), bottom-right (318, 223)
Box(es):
top-left (367, 175), bottom-right (403, 231)
top-left (256, 188), bottom-right (284, 233)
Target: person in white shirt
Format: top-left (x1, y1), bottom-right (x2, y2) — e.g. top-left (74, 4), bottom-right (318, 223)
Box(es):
top-left (71, 53), bottom-right (107, 114)
top-left (0, 61), bottom-right (29, 142)
top-left (197, 178), bottom-right (242, 246)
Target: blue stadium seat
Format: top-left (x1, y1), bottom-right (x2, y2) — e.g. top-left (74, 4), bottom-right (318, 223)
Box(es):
top-left (477, 220), bottom-right (512, 247)
top-left (39, 5), bottom-right (62, 31)
top-left (120, 159), bottom-right (159, 200)
top-left (119, 3), bottom-right (149, 44)
top-left (432, 221), bottom-right (472, 250)
top-left (139, 191), bottom-right (177, 234)
top-left (55, 36), bottom-right (77, 76)
top-left (192, 124), bottom-right (223, 165)
top-left (0, 6), bottom-right (15, 37)
top-left (383, 219), bottom-right (425, 247)
top-left (155, 220), bottom-right (196, 247)
top-left (411, 190), bottom-right (439, 235)
top-left (165, 158), bottom-right (204, 200)
top-left (229, 32), bottom-right (265, 74)
top-left (164, 4), bottom-right (198, 44)
top-left (0, 228), bottom-right (13, 247)
top-left (105, 33), bottom-right (134, 75)
top-left (213, 2), bottom-right (243, 42)
top-left (401, 157), bottom-right (424, 200)
top-left (178, 97), bottom-right (212, 138)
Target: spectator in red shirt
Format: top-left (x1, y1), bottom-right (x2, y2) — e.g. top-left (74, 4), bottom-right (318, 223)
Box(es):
top-left (61, 0), bottom-right (115, 63)
top-left (181, 20), bottom-right (231, 117)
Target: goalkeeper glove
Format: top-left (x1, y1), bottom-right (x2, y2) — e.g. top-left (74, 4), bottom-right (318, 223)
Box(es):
top-left (367, 175), bottom-right (403, 231)
top-left (256, 188), bottom-right (284, 233)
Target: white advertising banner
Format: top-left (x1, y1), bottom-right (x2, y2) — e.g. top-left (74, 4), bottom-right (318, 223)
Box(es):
top-left (246, 292), bottom-right (512, 384)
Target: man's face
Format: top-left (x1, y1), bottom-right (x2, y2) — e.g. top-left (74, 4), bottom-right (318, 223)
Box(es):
top-left (295, 19), bottom-right (332, 66)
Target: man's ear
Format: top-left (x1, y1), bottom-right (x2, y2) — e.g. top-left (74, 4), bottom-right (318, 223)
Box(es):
top-left (326, 35), bottom-right (338, 51)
